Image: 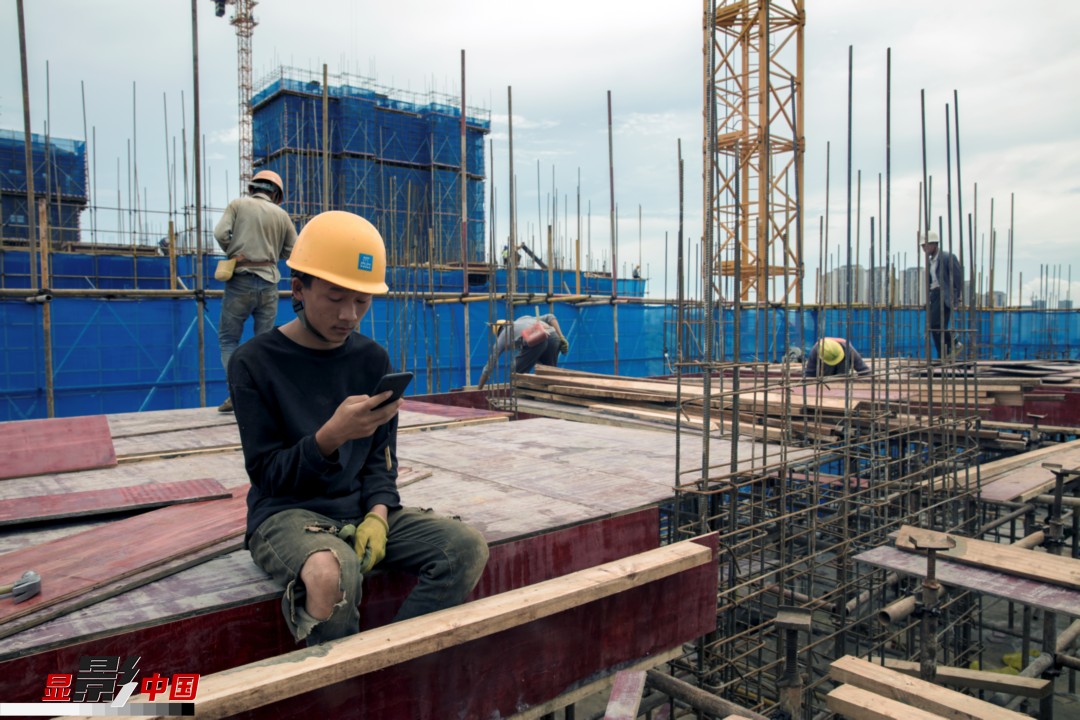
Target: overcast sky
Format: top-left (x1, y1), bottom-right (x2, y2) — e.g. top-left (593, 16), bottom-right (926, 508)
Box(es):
top-left (2, 1), bottom-right (1077, 305)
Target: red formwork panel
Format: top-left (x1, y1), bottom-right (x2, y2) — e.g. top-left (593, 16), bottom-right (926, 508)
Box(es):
top-left (0, 508), bottom-right (663, 707)
top-left (0, 415), bottom-right (116, 480)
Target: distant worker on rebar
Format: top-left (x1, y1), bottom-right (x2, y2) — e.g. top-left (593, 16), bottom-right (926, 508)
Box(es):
top-left (500, 243), bottom-right (521, 268)
top-left (921, 231), bottom-right (963, 360)
top-left (477, 315), bottom-right (569, 389)
top-left (213, 169), bottom-right (297, 412)
top-left (803, 337), bottom-right (870, 378)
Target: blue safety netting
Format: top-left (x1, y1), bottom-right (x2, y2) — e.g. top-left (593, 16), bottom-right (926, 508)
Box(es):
top-left (3, 295), bottom-right (1077, 421)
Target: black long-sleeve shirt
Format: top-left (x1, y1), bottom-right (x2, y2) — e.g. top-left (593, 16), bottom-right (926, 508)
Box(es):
top-left (228, 329), bottom-right (401, 543)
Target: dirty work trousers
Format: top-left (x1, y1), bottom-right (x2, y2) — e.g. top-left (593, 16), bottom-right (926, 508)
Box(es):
top-left (515, 332), bottom-right (561, 374)
top-left (218, 272), bottom-right (279, 371)
top-left (249, 507), bottom-right (489, 645)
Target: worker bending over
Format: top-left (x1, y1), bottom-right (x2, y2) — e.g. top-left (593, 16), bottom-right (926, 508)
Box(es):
top-left (229, 210), bottom-right (488, 645)
top-left (804, 337), bottom-right (870, 378)
top-left (477, 314), bottom-right (568, 390)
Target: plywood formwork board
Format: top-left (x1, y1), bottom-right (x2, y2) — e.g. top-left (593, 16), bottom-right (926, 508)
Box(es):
top-left (0, 477), bottom-right (230, 527)
top-left (0, 415), bottom-right (116, 480)
top-left (880, 658), bottom-right (1051, 698)
top-left (0, 536), bottom-right (243, 646)
top-left (829, 655), bottom-right (1031, 720)
top-left (106, 407), bottom-right (235, 438)
top-left (827, 683), bottom-right (949, 720)
top-left (1, 508), bottom-right (662, 679)
top-left (895, 525), bottom-right (1080, 590)
top-left (0, 489), bottom-right (247, 629)
top-left (108, 403), bottom-right (508, 460)
top-left (72, 539), bottom-right (715, 720)
top-left (855, 545), bottom-right (1080, 617)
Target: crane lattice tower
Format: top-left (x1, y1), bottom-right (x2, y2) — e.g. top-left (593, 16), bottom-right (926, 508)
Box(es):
top-left (704, 0), bottom-right (804, 303)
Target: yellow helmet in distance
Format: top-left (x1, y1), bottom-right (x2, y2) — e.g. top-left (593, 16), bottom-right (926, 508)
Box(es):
top-left (819, 338), bottom-right (845, 366)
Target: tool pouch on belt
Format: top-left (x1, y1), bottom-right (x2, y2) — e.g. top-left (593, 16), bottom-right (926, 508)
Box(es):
top-left (520, 321), bottom-right (548, 348)
top-left (214, 257), bottom-right (237, 282)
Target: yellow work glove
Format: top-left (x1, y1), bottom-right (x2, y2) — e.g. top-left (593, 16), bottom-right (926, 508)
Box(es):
top-left (558, 337), bottom-right (569, 355)
top-left (353, 512), bottom-right (389, 574)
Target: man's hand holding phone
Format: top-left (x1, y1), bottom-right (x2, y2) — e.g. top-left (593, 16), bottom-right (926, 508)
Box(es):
top-left (315, 372), bottom-right (413, 457)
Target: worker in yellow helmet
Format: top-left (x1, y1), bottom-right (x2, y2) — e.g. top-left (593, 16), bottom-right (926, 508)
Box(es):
top-left (228, 210), bottom-right (488, 646)
top-left (213, 169), bottom-right (297, 412)
top-left (803, 337), bottom-right (870, 378)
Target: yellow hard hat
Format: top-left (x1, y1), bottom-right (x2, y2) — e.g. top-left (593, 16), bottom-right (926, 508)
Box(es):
top-left (819, 338), bottom-right (845, 366)
top-left (287, 211), bottom-right (389, 294)
top-left (250, 169), bottom-right (284, 196)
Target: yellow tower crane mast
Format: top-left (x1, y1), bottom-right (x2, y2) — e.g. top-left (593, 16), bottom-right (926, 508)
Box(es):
top-left (213, 0), bottom-right (257, 192)
top-left (705, 0), bottom-right (805, 303)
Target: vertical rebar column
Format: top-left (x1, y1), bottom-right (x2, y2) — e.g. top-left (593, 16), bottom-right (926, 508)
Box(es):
top-left (607, 90), bottom-right (619, 375)
top-left (16, 0), bottom-right (38, 287)
top-left (191, 0), bottom-right (206, 407)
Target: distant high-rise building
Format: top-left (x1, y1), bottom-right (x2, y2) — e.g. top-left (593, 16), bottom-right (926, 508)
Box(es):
top-left (900, 267), bottom-right (924, 306)
top-left (823, 265), bottom-right (868, 305)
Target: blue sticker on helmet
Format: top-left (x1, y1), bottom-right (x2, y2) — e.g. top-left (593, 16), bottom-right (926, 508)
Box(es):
top-left (358, 253), bottom-right (374, 271)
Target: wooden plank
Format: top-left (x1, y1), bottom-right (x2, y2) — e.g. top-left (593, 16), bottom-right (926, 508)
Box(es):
top-left (829, 655), bottom-right (1031, 720)
top-left (603, 670), bottom-right (646, 719)
top-left (827, 683), bottom-right (949, 720)
top-left (881, 658), bottom-right (1051, 699)
top-left (895, 525), bottom-right (1080, 591)
top-left (87, 540), bottom-right (713, 720)
top-left (0, 415), bottom-right (116, 480)
top-left (0, 478), bottom-right (230, 527)
top-left (854, 545), bottom-right (1080, 617)
top-left (0, 489), bottom-right (247, 629)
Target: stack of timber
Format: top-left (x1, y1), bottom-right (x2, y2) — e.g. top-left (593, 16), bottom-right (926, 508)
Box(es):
top-left (827, 655), bottom-right (1037, 720)
top-left (513, 366), bottom-right (1030, 449)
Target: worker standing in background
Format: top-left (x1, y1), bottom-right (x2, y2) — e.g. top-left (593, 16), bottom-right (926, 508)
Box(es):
top-left (477, 314), bottom-right (569, 389)
top-left (803, 337), bottom-right (870, 378)
top-left (921, 230), bottom-right (964, 360)
top-left (214, 169), bottom-right (298, 412)
top-left (228, 210), bottom-right (488, 646)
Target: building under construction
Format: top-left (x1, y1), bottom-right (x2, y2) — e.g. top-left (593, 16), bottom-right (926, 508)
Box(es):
top-left (1, 1), bottom-right (1079, 719)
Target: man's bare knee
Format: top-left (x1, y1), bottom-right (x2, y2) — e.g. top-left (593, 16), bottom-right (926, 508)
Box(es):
top-left (300, 550), bottom-right (344, 620)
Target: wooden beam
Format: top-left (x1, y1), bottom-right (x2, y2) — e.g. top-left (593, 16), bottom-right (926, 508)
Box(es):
top-left (103, 540), bottom-right (713, 720)
top-left (829, 655), bottom-right (1031, 720)
top-left (603, 670), bottom-right (646, 719)
top-left (826, 683), bottom-right (949, 720)
top-left (895, 525), bottom-right (1080, 591)
top-left (881, 658), bottom-right (1051, 699)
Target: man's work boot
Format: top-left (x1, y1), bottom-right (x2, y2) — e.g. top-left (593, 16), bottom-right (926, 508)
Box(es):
top-left (218, 397), bottom-right (234, 413)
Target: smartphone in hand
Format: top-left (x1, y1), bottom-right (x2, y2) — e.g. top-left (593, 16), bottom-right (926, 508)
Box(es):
top-left (372, 371), bottom-right (414, 409)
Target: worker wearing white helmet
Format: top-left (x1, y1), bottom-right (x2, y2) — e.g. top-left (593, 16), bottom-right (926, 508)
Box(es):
top-left (920, 230), bottom-right (964, 360)
top-left (213, 168), bottom-right (297, 412)
top-left (229, 210), bottom-right (488, 646)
